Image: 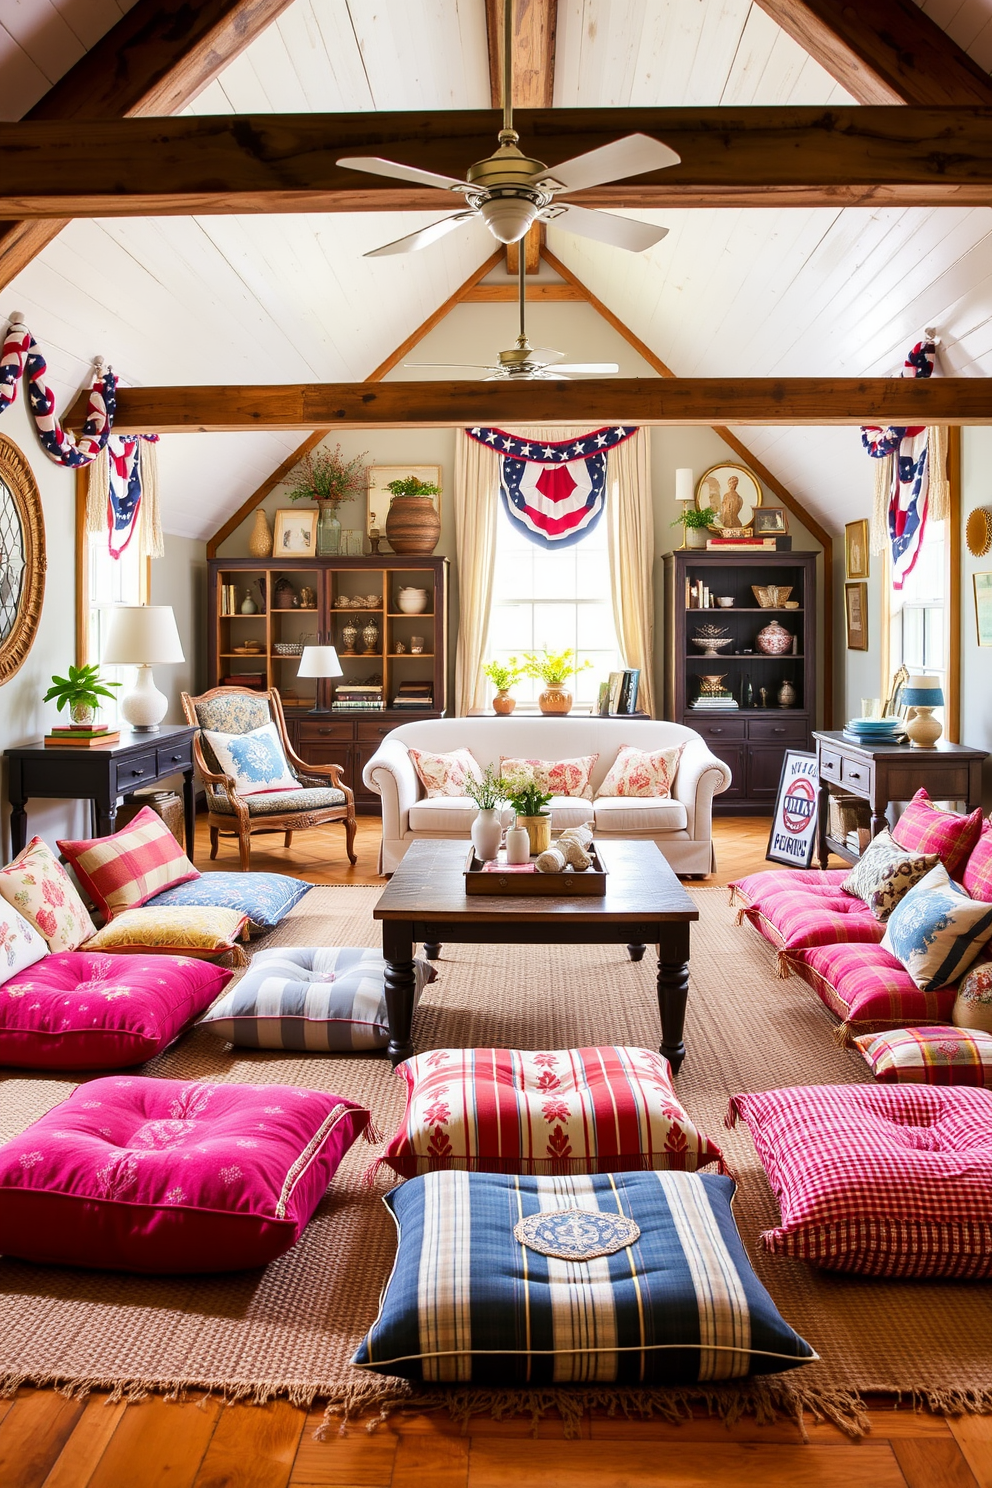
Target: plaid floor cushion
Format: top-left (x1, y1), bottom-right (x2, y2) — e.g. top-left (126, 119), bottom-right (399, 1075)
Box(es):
top-left (737, 888), bottom-right (883, 955)
top-left (890, 788), bottom-right (984, 880)
top-left (788, 941), bottom-right (956, 1036)
top-left (731, 869), bottom-right (849, 909)
top-left (378, 1046), bottom-right (723, 1179)
top-left (854, 1026), bottom-right (992, 1088)
top-left (728, 1084), bottom-right (992, 1278)
top-left (352, 1170), bottom-right (815, 1384)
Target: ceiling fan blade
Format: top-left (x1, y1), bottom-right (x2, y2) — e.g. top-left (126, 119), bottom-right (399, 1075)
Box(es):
top-left (404, 362), bottom-right (496, 370)
top-left (553, 203), bottom-right (668, 253)
top-left (529, 347), bottom-right (566, 362)
top-left (533, 134), bottom-right (680, 194)
top-left (553, 362), bottom-right (620, 375)
top-left (364, 211), bottom-right (478, 258)
top-left (534, 369), bottom-right (570, 380)
top-left (337, 155), bottom-right (470, 192)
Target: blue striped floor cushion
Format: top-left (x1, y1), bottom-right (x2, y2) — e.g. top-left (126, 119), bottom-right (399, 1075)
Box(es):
top-left (146, 872), bottom-right (313, 934)
top-left (198, 946), bottom-right (436, 1052)
top-left (352, 1169), bottom-right (816, 1385)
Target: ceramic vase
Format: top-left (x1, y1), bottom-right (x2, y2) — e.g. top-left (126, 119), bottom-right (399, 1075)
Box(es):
top-left (397, 587), bottom-right (429, 614)
top-left (538, 684), bottom-right (572, 715)
top-left (385, 497), bottom-right (441, 555)
top-left (340, 621), bottom-right (358, 653)
top-left (756, 620), bottom-right (792, 656)
top-left (248, 508), bottom-right (273, 558)
top-left (777, 679), bottom-right (797, 708)
top-left (505, 821), bottom-right (531, 864)
top-left (471, 808), bottom-right (503, 863)
top-left (361, 620), bottom-right (380, 654)
top-left (905, 707), bottom-right (942, 748)
top-left (686, 526), bottom-right (709, 549)
top-left (517, 814), bottom-right (552, 855)
top-left (493, 689), bottom-right (516, 716)
top-left (240, 594), bottom-right (258, 614)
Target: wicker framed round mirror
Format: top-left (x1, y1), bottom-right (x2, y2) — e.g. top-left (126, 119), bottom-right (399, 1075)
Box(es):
top-left (0, 435), bottom-right (46, 685)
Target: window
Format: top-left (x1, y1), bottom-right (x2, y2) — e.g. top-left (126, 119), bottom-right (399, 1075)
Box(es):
top-left (485, 503), bottom-right (622, 708)
top-left (85, 534), bottom-right (146, 723)
top-left (887, 518), bottom-right (947, 727)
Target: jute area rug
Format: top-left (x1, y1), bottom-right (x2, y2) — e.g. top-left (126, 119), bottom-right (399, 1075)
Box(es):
top-left (1, 885), bottom-right (990, 1438)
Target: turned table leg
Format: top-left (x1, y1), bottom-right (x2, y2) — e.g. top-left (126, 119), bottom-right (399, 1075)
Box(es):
top-left (627, 944), bottom-right (646, 961)
top-left (657, 922), bottom-right (691, 1075)
top-left (383, 921), bottom-right (417, 1067)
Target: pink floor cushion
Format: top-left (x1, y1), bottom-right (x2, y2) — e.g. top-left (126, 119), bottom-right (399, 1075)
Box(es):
top-left (377, 1045), bottom-right (724, 1180)
top-left (890, 788), bottom-right (984, 881)
top-left (731, 869), bottom-right (849, 909)
top-left (0, 1076), bottom-right (372, 1272)
top-left (790, 941), bottom-right (955, 1035)
top-left (727, 1084), bottom-right (992, 1278)
top-left (0, 953), bottom-right (233, 1070)
top-left (738, 887), bottom-right (883, 954)
top-left (854, 1026), bottom-right (992, 1088)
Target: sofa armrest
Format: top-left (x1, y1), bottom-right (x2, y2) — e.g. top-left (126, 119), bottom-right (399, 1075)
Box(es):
top-left (362, 737), bottom-right (421, 840)
top-left (673, 737), bottom-right (733, 841)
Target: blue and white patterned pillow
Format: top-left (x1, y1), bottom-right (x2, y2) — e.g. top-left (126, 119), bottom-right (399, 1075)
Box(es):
top-left (199, 946), bottom-right (436, 1051)
top-left (146, 871), bottom-right (312, 934)
top-left (202, 722), bottom-right (298, 796)
top-left (882, 862), bottom-right (992, 992)
top-left (352, 1169), bottom-right (816, 1385)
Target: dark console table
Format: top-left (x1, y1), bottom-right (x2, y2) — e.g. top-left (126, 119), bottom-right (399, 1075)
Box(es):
top-left (813, 730), bottom-right (987, 870)
top-left (5, 725), bottom-right (197, 857)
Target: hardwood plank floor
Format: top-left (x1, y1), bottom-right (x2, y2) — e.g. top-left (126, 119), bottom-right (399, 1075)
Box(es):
top-left (0, 812), bottom-right (972, 1486)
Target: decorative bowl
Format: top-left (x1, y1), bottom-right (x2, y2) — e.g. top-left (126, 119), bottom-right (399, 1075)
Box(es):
top-left (716, 597), bottom-right (734, 607)
top-left (752, 584), bottom-right (793, 608)
top-left (397, 587), bottom-right (429, 614)
top-left (273, 642), bottom-right (304, 656)
top-left (692, 626), bottom-right (733, 658)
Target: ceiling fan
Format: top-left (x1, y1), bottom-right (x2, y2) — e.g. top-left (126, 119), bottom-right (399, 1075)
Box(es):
top-left (406, 252), bottom-right (618, 381)
top-left (337, 1), bottom-right (679, 259)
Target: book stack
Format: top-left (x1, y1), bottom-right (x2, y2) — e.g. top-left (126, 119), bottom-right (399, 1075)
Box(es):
top-left (392, 681), bottom-right (433, 710)
top-left (220, 672), bottom-right (266, 690)
top-left (44, 724), bottom-right (121, 748)
top-left (333, 684), bottom-right (384, 712)
top-left (603, 668), bottom-right (640, 714)
top-left (691, 689), bottom-right (738, 710)
top-left (219, 584), bottom-right (239, 615)
top-left (705, 537), bottom-right (778, 551)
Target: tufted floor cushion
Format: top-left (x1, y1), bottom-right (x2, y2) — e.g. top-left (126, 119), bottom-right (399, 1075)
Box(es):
top-left (0, 952), bottom-right (232, 1070)
top-left (211, 786), bottom-right (346, 816)
top-left (728, 1084), bottom-right (992, 1278)
top-left (352, 1169), bottom-right (815, 1384)
top-left (593, 796), bottom-right (688, 833)
top-left (736, 885), bottom-right (882, 954)
top-left (0, 1076), bottom-right (372, 1272)
top-left (790, 941), bottom-right (957, 1036)
top-left (731, 869), bottom-right (850, 908)
top-left (379, 1046), bottom-right (723, 1179)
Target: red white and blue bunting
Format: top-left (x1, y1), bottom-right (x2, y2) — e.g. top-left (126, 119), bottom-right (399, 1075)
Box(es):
top-left (861, 339), bottom-right (935, 590)
top-left (0, 315), bottom-right (116, 467)
top-left (465, 424), bottom-right (637, 548)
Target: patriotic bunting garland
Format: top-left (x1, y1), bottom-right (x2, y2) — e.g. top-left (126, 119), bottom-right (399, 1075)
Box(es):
top-left (0, 315), bottom-right (116, 467)
top-left (465, 424), bottom-right (637, 548)
top-left (861, 339), bottom-right (935, 590)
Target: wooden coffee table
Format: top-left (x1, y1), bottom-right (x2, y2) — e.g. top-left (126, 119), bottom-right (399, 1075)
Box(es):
top-left (373, 838), bottom-right (699, 1070)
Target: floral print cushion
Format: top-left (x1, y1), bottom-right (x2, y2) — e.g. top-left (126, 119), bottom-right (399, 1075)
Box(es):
top-left (597, 743), bottom-right (685, 799)
top-left (194, 694), bottom-right (271, 735)
top-left (408, 747), bottom-right (482, 798)
top-left (0, 836), bottom-right (95, 952)
top-left (499, 755), bottom-right (598, 801)
top-left (211, 786), bottom-right (346, 816)
top-left (0, 896), bottom-right (48, 988)
top-left (203, 723), bottom-right (299, 797)
top-left (952, 958), bottom-right (992, 1033)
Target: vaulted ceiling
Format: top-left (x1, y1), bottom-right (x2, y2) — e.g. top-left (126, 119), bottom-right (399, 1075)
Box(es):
top-left (2, 0), bottom-right (991, 540)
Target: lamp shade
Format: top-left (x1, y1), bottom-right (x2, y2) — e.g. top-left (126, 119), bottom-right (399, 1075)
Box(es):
top-left (102, 605), bottom-right (184, 666)
top-left (675, 468), bottom-right (695, 504)
top-left (297, 645), bottom-right (343, 679)
top-left (902, 675), bottom-right (944, 706)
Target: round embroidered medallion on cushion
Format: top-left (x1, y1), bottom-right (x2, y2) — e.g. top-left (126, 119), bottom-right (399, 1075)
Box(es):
top-left (513, 1207), bottom-right (641, 1261)
top-left (953, 961), bottom-right (992, 1033)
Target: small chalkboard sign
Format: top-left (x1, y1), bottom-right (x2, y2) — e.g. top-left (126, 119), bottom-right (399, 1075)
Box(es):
top-left (766, 751), bottom-right (820, 868)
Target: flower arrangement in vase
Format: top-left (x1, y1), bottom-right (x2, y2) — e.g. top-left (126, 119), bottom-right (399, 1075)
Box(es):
top-left (285, 444), bottom-right (369, 556)
top-left (464, 765), bottom-right (511, 861)
top-left (508, 781), bottom-right (554, 855)
top-left (482, 657), bottom-right (525, 715)
top-left (521, 648), bottom-right (593, 715)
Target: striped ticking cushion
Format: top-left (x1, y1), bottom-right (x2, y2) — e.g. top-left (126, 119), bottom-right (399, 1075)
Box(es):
top-left (380, 1046), bottom-right (723, 1178)
top-left (890, 788), bottom-right (984, 880)
top-left (854, 1026), bottom-right (992, 1087)
top-left (58, 806), bottom-right (199, 920)
top-left (352, 1169), bottom-right (816, 1385)
top-left (727, 1084), bottom-right (992, 1278)
top-left (199, 947), bottom-right (436, 1052)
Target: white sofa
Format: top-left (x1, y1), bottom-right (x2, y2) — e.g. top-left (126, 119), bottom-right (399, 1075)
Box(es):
top-left (362, 717), bottom-right (732, 876)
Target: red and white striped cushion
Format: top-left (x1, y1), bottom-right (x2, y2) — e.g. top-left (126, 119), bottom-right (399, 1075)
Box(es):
top-left (380, 1046), bottom-right (723, 1179)
top-left (58, 806), bottom-right (199, 920)
top-left (789, 941), bottom-right (955, 1034)
top-left (727, 1084), bottom-right (992, 1278)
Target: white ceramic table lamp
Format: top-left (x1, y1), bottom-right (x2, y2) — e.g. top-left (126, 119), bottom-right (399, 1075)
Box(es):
top-left (102, 605), bottom-right (185, 732)
top-left (297, 645), bottom-right (343, 713)
top-left (902, 675), bottom-right (945, 748)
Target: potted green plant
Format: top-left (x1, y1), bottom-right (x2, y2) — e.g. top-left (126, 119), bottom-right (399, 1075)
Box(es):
top-left (508, 780), bottom-right (554, 856)
top-left (464, 765), bottom-right (511, 861)
top-left (43, 663), bottom-right (121, 727)
top-left (521, 648), bottom-right (593, 715)
top-left (383, 474), bottom-right (442, 556)
top-left (482, 657), bottom-right (525, 715)
top-left (286, 444), bottom-right (370, 556)
top-left (673, 505), bottom-right (717, 549)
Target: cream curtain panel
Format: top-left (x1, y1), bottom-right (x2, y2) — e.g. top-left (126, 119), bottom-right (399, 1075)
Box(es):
top-left (607, 428), bottom-right (655, 717)
top-left (453, 428), bottom-right (501, 716)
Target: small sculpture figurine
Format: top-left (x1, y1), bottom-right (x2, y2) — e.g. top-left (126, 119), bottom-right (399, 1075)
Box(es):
top-left (299, 586), bottom-right (317, 610)
top-left (368, 512), bottom-right (382, 556)
top-left (759, 686), bottom-right (769, 708)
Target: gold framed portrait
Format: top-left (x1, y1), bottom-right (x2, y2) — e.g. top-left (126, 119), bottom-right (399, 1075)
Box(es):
top-left (845, 519), bottom-right (870, 580)
top-left (845, 581), bottom-right (868, 650)
top-left (695, 463), bottom-right (762, 530)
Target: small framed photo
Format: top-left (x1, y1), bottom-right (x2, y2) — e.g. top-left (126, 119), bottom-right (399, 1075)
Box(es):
top-left (753, 507), bottom-right (788, 536)
top-left (272, 508), bottom-right (317, 555)
top-left (845, 519), bottom-right (870, 579)
top-left (975, 571), bottom-right (992, 646)
top-left (845, 581), bottom-right (868, 650)
top-left (766, 751), bottom-right (819, 868)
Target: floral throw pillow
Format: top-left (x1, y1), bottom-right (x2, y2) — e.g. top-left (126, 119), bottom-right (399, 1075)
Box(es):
top-left (841, 828), bottom-right (940, 921)
top-left (202, 722), bottom-right (299, 797)
top-left (408, 747), bottom-right (482, 798)
top-left (952, 959), bottom-right (992, 1034)
top-left (597, 744), bottom-right (685, 799)
top-left (0, 836), bottom-right (96, 952)
top-left (499, 755), bottom-right (598, 800)
top-left (881, 863), bottom-right (992, 992)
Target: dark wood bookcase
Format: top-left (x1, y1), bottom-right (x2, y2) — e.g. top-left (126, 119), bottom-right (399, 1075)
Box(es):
top-left (663, 549), bottom-right (817, 813)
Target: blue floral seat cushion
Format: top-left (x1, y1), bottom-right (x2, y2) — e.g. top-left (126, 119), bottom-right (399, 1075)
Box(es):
top-left (145, 872), bottom-right (312, 933)
top-left (210, 786), bottom-right (346, 816)
top-left (352, 1169), bottom-right (816, 1385)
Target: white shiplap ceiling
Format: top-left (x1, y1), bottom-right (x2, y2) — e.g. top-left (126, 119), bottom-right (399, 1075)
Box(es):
top-left (2, 0), bottom-right (991, 539)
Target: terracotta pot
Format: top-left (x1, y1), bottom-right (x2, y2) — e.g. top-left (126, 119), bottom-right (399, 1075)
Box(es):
top-left (248, 507), bottom-right (273, 558)
top-left (492, 689), bottom-right (516, 716)
top-left (385, 496), bottom-right (441, 555)
top-left (516, 814), bottom-right (551, 855)
top-left (538, 684), bottom-right (572, 715)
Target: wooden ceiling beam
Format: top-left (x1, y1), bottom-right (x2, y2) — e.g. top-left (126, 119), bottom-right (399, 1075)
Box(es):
top-left (752, 0), bottom-right (992, 106)
top-left (4, 107), bottom-right (992, 219)
top-left (0, 0), bottom-right (297, 291)
top-left (485, 0), bottom-right (557, 273)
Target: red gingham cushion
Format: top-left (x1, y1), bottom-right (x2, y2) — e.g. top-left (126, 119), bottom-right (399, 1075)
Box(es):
top-left (378, 1046), bottom-right (724, 1179)
top-left (727, 1084), bottom-right (992, 1277)
top-left (739, 888), bottom-right (882, 953)
top-left (890, 789), bottom-right (983, 880)
top-left (731, 870), bottom-right (849, 908)
top-left (963, 821), bottom-right (992, 903)
top-left (854, 1026), bottom-right (992, 1088)
top-left (58, 806), bottom-right (199, 920)
top-left (790, 941), bottom-right (955, 1033)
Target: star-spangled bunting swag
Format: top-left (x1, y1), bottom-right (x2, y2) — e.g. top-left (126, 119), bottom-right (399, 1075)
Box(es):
top-left (861, 338), bottom-right (935, 590)
top-left (0, 315), bottom-right (116, 467)
top-left (106, 436), bottom-right (145, 558)
top-left (465, 424), bottom-right (637, 548)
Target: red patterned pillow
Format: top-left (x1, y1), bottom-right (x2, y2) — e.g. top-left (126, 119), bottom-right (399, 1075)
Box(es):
top-left (727, 1084), bottom-right (992, 1277)
top-left (499, 755), bottom-right (598, 800)
top-left (963, 821), bottom-right (992, 903)
top-left (408, 747), bottom-right (482, 798)
top-left (789, 940), bottom-right (955, 1035)
top-left (58, 806), bottom-right (199, 920)
top-left (890, 789), bottom-right (983, 880)
top-left (597, 744), bottom-right (685, 799)
top-left (377, 1046), bottom-right (723, 1179)
top-left (854, 1026), bottom-right (992, 1088)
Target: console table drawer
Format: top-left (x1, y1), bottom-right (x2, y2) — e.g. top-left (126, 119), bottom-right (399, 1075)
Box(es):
top-left (114, 752), bottom-right (158, 790)
top-left (156, 741), bottom-right (192, 775)
top-left (357, 719), bottom-right (402, 743)
top-left (748, 717), bottom-right (808, 742)
top-left (819, 749), bottom-right (842, 782)
top-left (298, 720), bottom-right (354, 743)
top-left (841, 756), bottom-right (873, 792)
top-left (690, 718), bottom-right (746, 740)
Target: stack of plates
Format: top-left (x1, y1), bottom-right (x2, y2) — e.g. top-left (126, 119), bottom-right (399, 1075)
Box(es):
top-left (842, 717), bottom-right (905, 745)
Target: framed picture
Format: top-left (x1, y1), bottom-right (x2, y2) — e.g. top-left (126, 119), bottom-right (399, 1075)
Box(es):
top-left (753, 507), bottom-right (788, 535)
top-left (766, 751), bottom-right (819, 868)
top-left (975, 571), bottom-right (992, 646)
top-left (695, 463), bottom-right (762, 530)
top-left (367, 465), bottom-right (442, 543)
top-left (272, 507), bottom-right (317, 555)
top-left (845, 581), bottom-right (868, 650)
top-left (845, 519), bottom-right (870, 579)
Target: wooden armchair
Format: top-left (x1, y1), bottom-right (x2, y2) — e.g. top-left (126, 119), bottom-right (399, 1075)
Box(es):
top-left (181, 686), bottom-right (357, 871)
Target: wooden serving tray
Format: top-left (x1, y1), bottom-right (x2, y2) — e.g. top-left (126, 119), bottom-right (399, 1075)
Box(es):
top-left (463, 844), bottom-right (608, 896)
